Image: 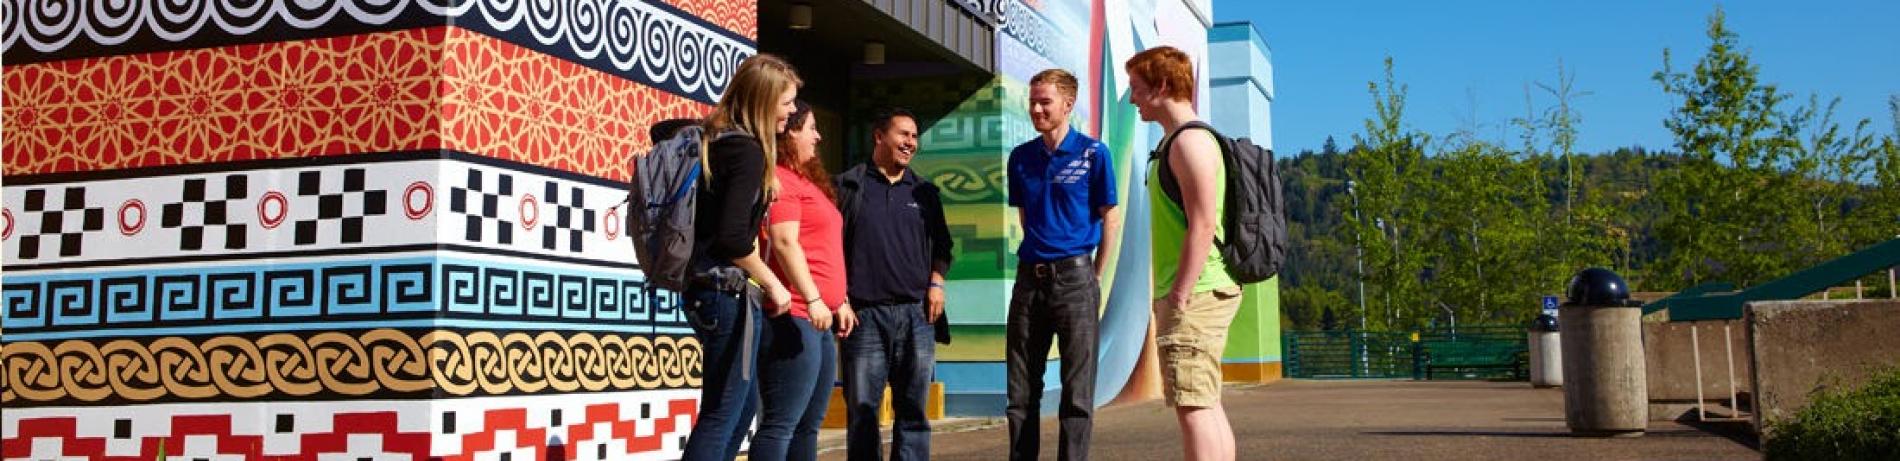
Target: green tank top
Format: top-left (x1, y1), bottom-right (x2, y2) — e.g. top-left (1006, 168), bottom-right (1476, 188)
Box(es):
top-left (1148, 130), bottom-right (1237, 296)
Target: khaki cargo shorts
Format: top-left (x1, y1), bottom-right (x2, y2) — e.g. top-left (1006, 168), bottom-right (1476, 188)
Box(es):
top-left (1155, 285), bottom-right (1244, 408)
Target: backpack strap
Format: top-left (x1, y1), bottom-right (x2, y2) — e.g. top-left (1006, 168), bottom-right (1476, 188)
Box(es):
top-left (1152, 120), bottom-right (1229, 247)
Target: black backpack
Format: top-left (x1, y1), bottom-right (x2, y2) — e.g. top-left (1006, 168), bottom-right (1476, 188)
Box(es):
top-left (1152, 121), bottom-right (1287, 284)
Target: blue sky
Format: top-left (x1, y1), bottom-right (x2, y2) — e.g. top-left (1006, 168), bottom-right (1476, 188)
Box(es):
top-left (1215, 1), bottom-right (1900, 154)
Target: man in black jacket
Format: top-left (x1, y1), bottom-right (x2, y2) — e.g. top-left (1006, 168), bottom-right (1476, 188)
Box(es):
top-left (834, 108), bottom-right (954, 461)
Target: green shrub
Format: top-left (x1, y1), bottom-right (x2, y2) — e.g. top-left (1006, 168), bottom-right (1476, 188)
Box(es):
top-left (1765, 367), bottom-right (1900, 460)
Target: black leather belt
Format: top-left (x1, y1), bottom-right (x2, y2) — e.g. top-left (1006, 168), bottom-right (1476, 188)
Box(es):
top-left (1025, 254), bottom-right (1091, 278)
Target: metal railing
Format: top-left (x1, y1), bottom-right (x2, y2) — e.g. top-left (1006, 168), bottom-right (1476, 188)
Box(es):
top-left (1648, 238), bottom-right (1900, 321)
top-left (1284, 326), bottom-right (1530, 380)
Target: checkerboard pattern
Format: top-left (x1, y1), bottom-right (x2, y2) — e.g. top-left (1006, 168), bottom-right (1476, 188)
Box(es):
top-left (293, 168), bottom-right (388, 245)
top-left (16, 187), bottom-right (106, 259)
top-left (540, 182), bottom-right (595, 253)
top-left (451, 169), bottom-right (516, 245)
top-left (160, 175), bottom-right (249, 251)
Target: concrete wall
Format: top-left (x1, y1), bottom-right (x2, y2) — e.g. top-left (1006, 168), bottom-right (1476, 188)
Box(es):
top-left (1747, 300), bottom-right (1900, 433)
top-left (1643, 320), bottom-right (1754, 403)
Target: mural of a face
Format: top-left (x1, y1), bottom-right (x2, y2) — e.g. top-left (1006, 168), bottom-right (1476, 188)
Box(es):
top-left (1029, 82), bottom-right (1075, 134)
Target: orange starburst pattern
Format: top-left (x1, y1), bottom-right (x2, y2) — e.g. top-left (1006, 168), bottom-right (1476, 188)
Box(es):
top-left (440, 28), bottom-right (710, 180)
top-left (4, 27), bottom-right (713, 180)
top-left (1, 29), bottom-right (447, 176)
top-left (664, 0), bottom-right (759, 40)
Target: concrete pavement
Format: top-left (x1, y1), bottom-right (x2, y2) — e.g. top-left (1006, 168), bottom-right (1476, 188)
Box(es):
top-left (816, 380), bottom-right (1758, 460)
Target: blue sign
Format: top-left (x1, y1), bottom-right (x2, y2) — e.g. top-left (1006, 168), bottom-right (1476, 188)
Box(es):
top-left (1542, 295), bottom-right (1560, 315)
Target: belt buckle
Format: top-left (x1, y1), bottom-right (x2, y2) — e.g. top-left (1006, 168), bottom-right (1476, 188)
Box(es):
top-left (1034, 263), bottom-right (1051, 278)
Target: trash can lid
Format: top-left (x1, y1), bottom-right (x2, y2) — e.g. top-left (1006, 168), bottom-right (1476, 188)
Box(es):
top-left (1532, 313), bottom-right (1559, 331)
top-left (1566, 267), bottom-right (1632, 307)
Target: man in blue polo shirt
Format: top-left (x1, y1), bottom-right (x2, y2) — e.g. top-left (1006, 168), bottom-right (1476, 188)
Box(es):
top-left (1004, 68), bottom-right (1121, 461)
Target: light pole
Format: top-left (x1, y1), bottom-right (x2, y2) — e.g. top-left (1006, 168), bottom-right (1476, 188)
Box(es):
top-left (1348, 180), bottom-right (1369, 377)
top-left (1347, 180), bottom-right (1367, 332)
top-left (1376, 217), bottom-right (1395, 327)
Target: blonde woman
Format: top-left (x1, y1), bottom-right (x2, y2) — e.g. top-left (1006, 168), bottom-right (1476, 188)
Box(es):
top-left (683, 53), bottom-right (801, 461)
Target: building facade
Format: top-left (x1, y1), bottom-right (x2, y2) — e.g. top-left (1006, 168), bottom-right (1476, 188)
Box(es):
top-left (1207, 20), bottom-right (1281, 383)
top-left (0, 0), bottom-right (1275, 457)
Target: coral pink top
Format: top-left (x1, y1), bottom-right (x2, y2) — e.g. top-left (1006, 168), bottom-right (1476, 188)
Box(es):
top-left (763, 166), bottom-right (847, 319)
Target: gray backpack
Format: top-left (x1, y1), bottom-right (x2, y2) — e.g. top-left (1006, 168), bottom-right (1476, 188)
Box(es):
top-left (627, 125), bottom-right (740, 292)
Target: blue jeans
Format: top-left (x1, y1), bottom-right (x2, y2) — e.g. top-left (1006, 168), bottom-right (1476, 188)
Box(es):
top-left (840, 302), bottom-right (936, 461)
top-left (752, 315), bottom-right (837, 461)
top-left (682, 287), bottom-right (763, 461)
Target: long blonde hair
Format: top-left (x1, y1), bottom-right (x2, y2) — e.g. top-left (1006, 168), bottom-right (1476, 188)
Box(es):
top-left (703, 53), bottom-right (802, 197)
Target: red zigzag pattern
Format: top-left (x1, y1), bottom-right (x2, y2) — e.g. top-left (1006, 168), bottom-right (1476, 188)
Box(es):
top-left (1, 399), bottom-right (699, 460)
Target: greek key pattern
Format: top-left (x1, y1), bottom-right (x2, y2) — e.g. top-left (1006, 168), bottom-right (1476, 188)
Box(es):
top-left (0, 329), bottom-right (703, 406)
top-left (1, 256), bottom-right (684, 337)
top-left (2, 0), bottom-right (753, 103)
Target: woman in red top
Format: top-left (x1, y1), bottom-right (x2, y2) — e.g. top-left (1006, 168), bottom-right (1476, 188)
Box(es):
top-left (755, 100), bottom-right (856, 460)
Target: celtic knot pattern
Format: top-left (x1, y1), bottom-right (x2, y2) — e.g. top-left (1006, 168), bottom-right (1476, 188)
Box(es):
top-left (1, 329), bottom-right (702, 406)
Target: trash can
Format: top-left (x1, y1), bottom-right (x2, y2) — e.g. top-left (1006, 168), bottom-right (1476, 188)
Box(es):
top-left (1558, 267), bottom-right (1647, 437)
top-left (1528, 313), bottom-right (1562, 388)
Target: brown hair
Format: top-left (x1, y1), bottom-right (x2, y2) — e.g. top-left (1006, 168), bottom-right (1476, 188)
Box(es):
top-left (703, 53), bottom-right (803, 196)
top-left (1124, 46), bottom-right (1196, 102)
top-left (1030, 68), bottom-right (1079, 102)
top-left (775, 100), bottom-right (837, 203)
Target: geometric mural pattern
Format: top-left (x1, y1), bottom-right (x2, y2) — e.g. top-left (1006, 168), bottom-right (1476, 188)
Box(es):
top-left (3, 29), bottom-right (712, 179)
top-left (1, 0), bottom-right (757, 455)
top-left (1, 257), bottom-right (686, 339)
top-left (2, 158), bottom-right (644, 269)
top-left (441, 27), bottom-right (711, 182)
top-left (2, 0), bottom-right (753, 104)
top-left (1, 391), bottom-right (702, 460)
top-left (1, 329), bottom-right (702, 405)
top-left (663, 0), bottom-right (761, 39)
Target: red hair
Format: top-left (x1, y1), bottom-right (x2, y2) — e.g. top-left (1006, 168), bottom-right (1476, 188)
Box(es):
top-left (1124, 46), bottom-right (1196, 102)
top-left (775, 100), bottom-right (837, 204)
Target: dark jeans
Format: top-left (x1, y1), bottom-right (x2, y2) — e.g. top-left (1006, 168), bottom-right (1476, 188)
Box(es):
top-left (682, 286), bottom-right (763, 461)
top-left (753, 315), bottom-right (837, 461)
top-left (1006, 255), bottom-right (1100, 461)
top-left (840, 301), bottom-right (936, 461)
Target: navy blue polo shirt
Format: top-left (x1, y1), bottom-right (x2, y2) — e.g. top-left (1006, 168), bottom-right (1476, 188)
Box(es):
top-left (1008, 127), bottom-right (1117, 263)
top-left (845, 166), bottom-right (937, 305)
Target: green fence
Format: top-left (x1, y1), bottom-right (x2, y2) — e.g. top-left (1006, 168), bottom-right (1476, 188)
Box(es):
top-left (1283, 326), bottom-right (1529, 380)
top-left (1282, 330), bottom-right (1417, 379)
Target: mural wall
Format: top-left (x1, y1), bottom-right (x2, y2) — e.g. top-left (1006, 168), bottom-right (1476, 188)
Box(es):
top-left (3, 0), bottom-right (755, 458)
top-left (910, 0), bottom-right (1281, 415)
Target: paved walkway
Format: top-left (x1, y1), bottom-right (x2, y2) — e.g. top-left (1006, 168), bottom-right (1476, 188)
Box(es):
top-left (816, 380), bottom-right (1758, 460)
